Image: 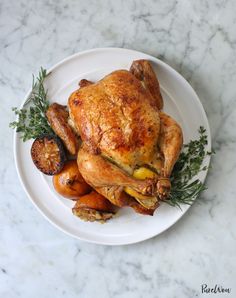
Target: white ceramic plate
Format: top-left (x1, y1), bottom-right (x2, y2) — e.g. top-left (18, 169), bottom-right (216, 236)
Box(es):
top-left (14, 48), bottom-right (211, 245)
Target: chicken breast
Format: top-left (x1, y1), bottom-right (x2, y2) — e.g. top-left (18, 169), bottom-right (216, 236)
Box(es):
top-left (69, 69), bottom-right (161, 173)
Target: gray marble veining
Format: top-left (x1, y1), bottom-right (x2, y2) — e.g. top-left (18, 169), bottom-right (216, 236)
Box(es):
top-left (0, 0), bottom-right (236, 297)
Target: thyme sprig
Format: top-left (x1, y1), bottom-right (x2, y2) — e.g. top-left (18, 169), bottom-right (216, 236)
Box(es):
top-left (9, 68), bottom-right (53, 141)
top-left (166, 126), bottom-right (212, 208)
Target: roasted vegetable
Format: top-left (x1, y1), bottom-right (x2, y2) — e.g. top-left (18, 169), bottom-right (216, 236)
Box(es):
top-left (72, 191), bottom-right (117, 222)
top-left (31, 135), bottom-right (66, 175)
top-left (53, 160), bottom-right (91, 199)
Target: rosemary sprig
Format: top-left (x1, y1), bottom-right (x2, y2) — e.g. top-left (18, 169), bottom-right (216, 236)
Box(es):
top-left (165, 126), bottom-right (212, 208)
top-left (9, 68), bottom-right (54, 141)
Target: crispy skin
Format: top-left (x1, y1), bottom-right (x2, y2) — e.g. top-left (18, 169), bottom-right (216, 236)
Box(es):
top-left (79, 79), bottom-right (93, 88)
top-left (94, 186), bottom-right (129, 207)
top-left (130, 60), bottom-right (163, 110)
top-left (77, 145), bottom-right (169, 209)
top-left (159, 112), bottom-right (183, 177)
top-left (77, 144), bottom-right (157, 196)
top-left (46, 103), bottom-right (79, 155)
top-left (94, 186), bottom-right (156, 215)
top-left (69, 70), bottom-right (160, 173)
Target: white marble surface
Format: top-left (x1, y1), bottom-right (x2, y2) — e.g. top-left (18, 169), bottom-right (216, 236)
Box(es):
top-left (1, 0), bottom-right (236, 297)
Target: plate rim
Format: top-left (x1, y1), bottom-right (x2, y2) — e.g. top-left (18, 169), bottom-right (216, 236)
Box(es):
top-left (13, 47), bottom-right (212, 245)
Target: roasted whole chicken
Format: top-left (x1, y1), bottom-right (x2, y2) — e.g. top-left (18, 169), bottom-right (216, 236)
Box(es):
top-left (47, 59), bottom-right (183, 221)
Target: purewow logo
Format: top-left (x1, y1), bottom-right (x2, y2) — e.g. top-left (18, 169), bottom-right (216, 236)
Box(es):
top-left (201, 284), bottom-right (231, 294)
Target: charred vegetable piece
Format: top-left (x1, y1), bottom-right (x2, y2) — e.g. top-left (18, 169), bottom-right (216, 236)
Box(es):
top-left (53, 160), bottom-right (91, 199)
top-left (72, 191), bottom-right (117, 222)
top-left (31, 135), bottom-right (66, 175)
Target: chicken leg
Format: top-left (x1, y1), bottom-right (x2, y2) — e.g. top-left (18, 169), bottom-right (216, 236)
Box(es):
top-left (77, 144), bottom-right (156, 196)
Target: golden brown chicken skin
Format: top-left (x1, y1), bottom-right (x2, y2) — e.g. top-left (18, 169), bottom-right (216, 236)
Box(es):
top-left (69, 70), bottom-right (161, 173)
top-left (78, 79), bottom-right (93, 88)
top-left (93, 186), bottom-right (157, 216)
top-left (77, 144), bottom-right (157, 196)
top-left (46, 103), bottom-right (79, 155)
top-left (159, 112), bottom-right (183, 177)
top-left (130, 59), bottom-right (163, 110)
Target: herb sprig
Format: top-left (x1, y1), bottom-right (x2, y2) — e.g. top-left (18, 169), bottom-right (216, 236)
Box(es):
top-left (166, 126), bottom-right (212, 208)
top-left (9, 68), bottom-right (53, 141)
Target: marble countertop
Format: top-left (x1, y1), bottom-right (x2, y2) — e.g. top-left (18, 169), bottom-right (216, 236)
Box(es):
top-left (1, 0), bottom-right (236, 297)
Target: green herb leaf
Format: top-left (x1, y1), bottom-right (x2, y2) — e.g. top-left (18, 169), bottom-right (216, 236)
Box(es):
top-left (9, 68), bottom-right (54, 141)
top-left (165, 127), bottom-right (213, 207)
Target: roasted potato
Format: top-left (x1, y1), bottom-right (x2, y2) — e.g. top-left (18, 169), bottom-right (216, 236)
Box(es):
top-left (53, 160), bottom-right (91, 199)
top-left (72, 191), bottom-right (117, 222)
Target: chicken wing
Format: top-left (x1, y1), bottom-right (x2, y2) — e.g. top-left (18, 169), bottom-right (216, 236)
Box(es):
top-left (46, 103), bottom-right (79, 155)
top-left (130, 59), bottom-right (163, 110)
